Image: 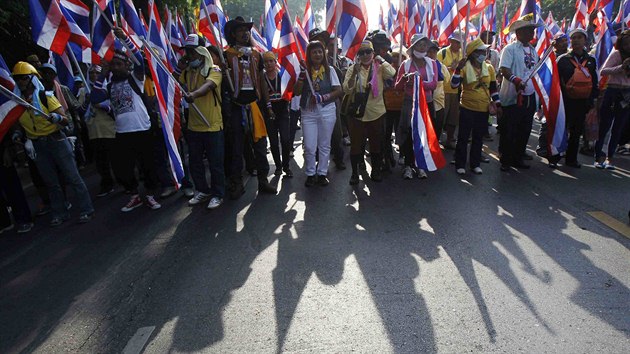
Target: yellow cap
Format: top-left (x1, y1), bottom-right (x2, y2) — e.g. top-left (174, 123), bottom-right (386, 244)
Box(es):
top-left (12, 61), bottom-right (40, 77)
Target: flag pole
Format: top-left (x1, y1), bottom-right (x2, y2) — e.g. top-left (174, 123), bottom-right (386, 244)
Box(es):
top-left (89, 0), bottom-right (140, 66)
top-left (399, 0), bottom-right (405, 58)
top-left (0, 85), bottom-right (50, 118)
top-left (463, 2), bottom-right (471, 56)
top-left (66, 44), bottom-right (91, 94)
top-left (199, 0), bottom-right (235, 94)
top-left (139, 37), bottom-right (211, 127)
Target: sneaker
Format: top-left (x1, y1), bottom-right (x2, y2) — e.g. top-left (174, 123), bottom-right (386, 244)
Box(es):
top-left (78, 213), bottom-right (93, 223)
top-left (317, 175), bottom-right (330, 186)
top-left (17, 223), bottom-right (34, 234)
top-left (472, 167), bottom-right (483, 175)
top-left (456, 168), bottom-right (466, 175)
top-left (36, 204), bottom-right (51, 216)
top-left (121, 195), bottom-right (143, 212)
top-left (417, 169), bottom-right (428, 179)
top-left (0, 224), bottom-right (14, 234)
top-left (206, 197), bottom-right (223, 210)
top-left (402, 166), bottom-right (414, 180)
top-left (594, 161), bottom-right (605, 169)
top-left (604, 161), bottom-right (615, 170)
top-left (189, 192), bottom-right (211, 206)
top-left (96, 187), bottom-right (114, 197)
top-left (305, 175), bottom-right (317, 187)
top-left (160, 186), bottom-right (177, 198)
top-left (145, 195), bottom-right (162, 210)
top-left (182, 187), bottom-right (195, 198)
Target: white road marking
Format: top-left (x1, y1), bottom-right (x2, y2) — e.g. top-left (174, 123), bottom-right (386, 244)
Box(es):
top-left (122, 326), bottom-right (155, 354)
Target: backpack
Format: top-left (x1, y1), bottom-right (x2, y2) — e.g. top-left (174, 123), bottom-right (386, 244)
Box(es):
top-left (565, 58), bottom-right (592, 99)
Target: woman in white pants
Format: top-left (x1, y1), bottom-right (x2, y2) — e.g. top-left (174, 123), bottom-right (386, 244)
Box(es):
top-left (294, 41), bottom-right (343, 187)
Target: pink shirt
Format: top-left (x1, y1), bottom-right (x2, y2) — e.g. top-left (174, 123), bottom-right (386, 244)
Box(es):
top-left (394, 58), bottom-right (438, 102)
top-left (600, 50), bottom-right (630, 88)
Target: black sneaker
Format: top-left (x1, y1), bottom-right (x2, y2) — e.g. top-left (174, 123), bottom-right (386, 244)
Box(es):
top-left (304, 176), bottom-right (317, 187)
top-left (283, 167), bottom-right (294, 178)
top-left (96, 187), bottom-right (114, 198)
top-left (317, 175), bottom-right (329, 186)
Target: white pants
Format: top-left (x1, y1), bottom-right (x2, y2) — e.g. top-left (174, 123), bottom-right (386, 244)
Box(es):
top-left (301, 103), bottom-right (337, 176)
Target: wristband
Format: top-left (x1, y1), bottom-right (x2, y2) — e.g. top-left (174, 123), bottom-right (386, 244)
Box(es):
top-left (512, 77), bottom-right (523, 87)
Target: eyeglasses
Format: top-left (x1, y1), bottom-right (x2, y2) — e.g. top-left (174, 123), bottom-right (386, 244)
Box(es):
top-left (14, 76), bottom-right (31, 82)
top-left (358, 49), bottom-right (373, 56)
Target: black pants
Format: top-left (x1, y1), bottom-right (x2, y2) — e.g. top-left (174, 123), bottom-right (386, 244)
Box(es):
top-left (455, 107), bottom-right (488, 169)
top-left (331, 100), bottom-right (345, 164)
top-left (113, 130), bottom-right (158, 194)
top-left (226, 102), bottom-right (270, 180)
top-left (564, 98), bottom-right (588, 163)
top-left (91, 138), bottom-right (116, 190)
top-left (266, 101), bottom-right (292, 169)
top-left (500, 95), bottom-right (536, 166)
top-left (0, 164), bottom-right (32, 226)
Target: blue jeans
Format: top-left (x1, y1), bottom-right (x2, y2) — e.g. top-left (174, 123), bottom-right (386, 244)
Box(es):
top-left (186, 130), bottom-right (225, 198)
top-left (33, 134), bottom-right (94, 219)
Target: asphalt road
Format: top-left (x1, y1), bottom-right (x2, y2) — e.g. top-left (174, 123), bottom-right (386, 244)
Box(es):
top-left (1, 124), bottom-right (629, 353)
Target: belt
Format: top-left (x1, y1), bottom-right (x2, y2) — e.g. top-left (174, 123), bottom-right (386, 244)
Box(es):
top-left (32, 130), bottom-right (65, 141)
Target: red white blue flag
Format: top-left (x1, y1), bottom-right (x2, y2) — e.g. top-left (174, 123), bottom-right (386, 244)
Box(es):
top-left (302, 0), bottom-right (315, 36)
top-left (411, 76), bottom-right (446, 171)
top-left (198, 0), bottom-right (227, 47)
top-left (92, 0), bottom-right (116, 61)
top-left (144, 47), bottom-right (185, 186)
top-left (264, 0), bottom-right (285, 50)
top-left (531, 31), bottom-right (567, 156)
top-left (337, 0), bottom-right (368, 60)
top-left (119, 0), bottom-right (147, 48)
top-left (294, 16), bottom-right (308, 59)
top-left (0, 55), bottom-right (26, 142)
top-left (251, 26), bottom-right (271, 54)
top-left (148, 0), bottom-right (178, 71)
top-left (570, 0), bottom-right (589, 30)
top-left (275, 1), bottom-right (300, 100)
top-left (29, 0), bottom-right (71, 55)
top-left (615, 0), bottom-right (630, 28)
top-left (59, 0), bottom-right (91, 48)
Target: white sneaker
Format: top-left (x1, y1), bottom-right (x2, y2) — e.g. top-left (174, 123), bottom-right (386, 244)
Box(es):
top-left (472, 167), bottom-right (483, 174)
top-left (456, 168), bottom-right (466, 175)
top-left (403, 166), bottom-right (413, 179)
top-left (182, 187), bottom-right (194, 198)
top-left (206, 197), bottom-right (223, 210)
top-left (188, 192), bottom-right (211, 206)
top-left (145, 195), bottom-right (162, 210)
top-left (160, 186), bottom-right (177, 198)
top-left (417, 169), bottom-right (428, 179)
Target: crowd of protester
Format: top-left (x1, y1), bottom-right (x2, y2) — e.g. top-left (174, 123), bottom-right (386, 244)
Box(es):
top-left (1, 14), bottom-right (629, 235)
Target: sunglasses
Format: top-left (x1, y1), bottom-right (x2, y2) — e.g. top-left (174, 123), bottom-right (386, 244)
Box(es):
top-left (358, 49), bottom-right (373, 56)
top-left (14, 75), bottom-right (31, 82)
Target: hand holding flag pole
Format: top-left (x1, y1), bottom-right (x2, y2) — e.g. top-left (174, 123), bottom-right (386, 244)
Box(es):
top-left (0, 84), bottom-right (51, 118)
top-left (89, 0), bottom-right (140, 66)
top-left (139, 37), bottom-right (211, 128)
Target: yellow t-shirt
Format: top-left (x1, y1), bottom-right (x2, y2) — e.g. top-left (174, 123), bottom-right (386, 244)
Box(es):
top-left (437, 46), bottom-right (462, 94)
top-left (459, 63), bottom-right (496, 113)
top-left (183, 66), bottom-right (223, 132)
top-left (19, 94), bottom-right (62, 138)
top-left (433, 63), bottom-right (451, 111)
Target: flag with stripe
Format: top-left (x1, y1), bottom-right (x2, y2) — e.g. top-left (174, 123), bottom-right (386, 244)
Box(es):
top-left (119, 0), bottom-right (147, 47)
top-left (302, 0), bottom-right (315, 36)
top-left (570, 0), bottom-right (588, 30)
top-left (148, 0), bottom-right (178, 71)
top-left (275, 1), bottom-right (300, 100)
top-left (59, 0), bottom-right (91, 48)
top-left (0, 55), bottom-right (27, 142)
top-left (337, 0), bottom-right (368, 60)
top-left (50, 50), bottom-right (75, 92)
top-left (264, 0), bottom-right (285, 50)
top-left (411, 75), bottom-right (446, 171)
top-left (531, 32), bottom-right (567, 156)
top-left (92, 0), bottom-right (116, 61)
top-left (144, 47), bottom-right (185, 185)
top-left (198, 0), bottom-right (227, 47)
top-left (251, 26), bottom-right (271, 54)
top-left (294, 16), bottom-right (308, 59)
top-left (615, 0), bottom-right (630, 27)
top-left (29, 0), bottom-right (71, 55)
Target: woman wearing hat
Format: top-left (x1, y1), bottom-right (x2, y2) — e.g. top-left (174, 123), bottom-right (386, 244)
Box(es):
top-left (451, 38), bottom-right (501, 175)
top-left (394, 34), bottom-right (438, 180)
top-left (261, 51), bottom-right (293, 178)
top-left (343, 40), bottom-right (396, 185)
top-left (294, 41), bottom-right (343, 187)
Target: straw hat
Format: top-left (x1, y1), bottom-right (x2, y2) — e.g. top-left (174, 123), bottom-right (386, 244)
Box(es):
top-left (509, 14), bottom-right (542, 33)
top-left (465, 38), bottom-right (490, 57)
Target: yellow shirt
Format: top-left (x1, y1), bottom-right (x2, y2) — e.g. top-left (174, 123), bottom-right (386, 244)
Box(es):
top-left (183, 66), bottom-right (223, 132)
top-left (437, 46), bottom-right (462, 94)
top-left (342, 61), bottom-right (396, 122)
top-left (433, 63), bottom-right (451, 111)
top-left (19, 94), bottom-right (62, 139)
top-left (459, 63), bottom-right (496, 113)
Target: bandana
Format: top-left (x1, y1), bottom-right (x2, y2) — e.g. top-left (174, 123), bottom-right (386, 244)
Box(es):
top-left (311, 65), bottom-right (326, 82)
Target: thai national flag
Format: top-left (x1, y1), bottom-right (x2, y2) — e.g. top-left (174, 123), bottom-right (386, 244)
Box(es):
top-left (588, 0), bottom-right (614, 20)
top-left (302, 0), bottom-right (315, 36)
top-left (570, 0), bottom-right (589, 30)
top-left (264, 0), bottom-right (285, 50)
top-left (325, 0), bottom-right (341, 35)
top-left (198, 0), bottom-right (227, 47)
top-left (49, 50), bottom-right (76, 92)
top-left (148, 0), bottom-right (178, 71)
top-left (411, 75), bottom-right (446, 171)
top-left (502, 0), bottom-right (536, 36)
top-left (144, 47), bottom-right (185, 186)
top-left (59, 0), bottom-right (91, 48)
top-left (497, 0), bottom-right (510, 49)
top-left (405, 0), bottom-right (422, 44)
top-left (545, 12), bottom-right (563, 38)
top-left (251, 26), bottom-right (271, 54)
top-left (531, 31), bottom-right (568, 156)
top-left (480, 2), bottom-right (496, 35)
top-left (438, 0), bottom-right (460, 46)
top-left (92, 0), bottom-right (116, 61)
top-left (293, 16), bottom-right (308, 59)
top-left (119, 0), bottom-right (147, 47)
top-left (387, 0), bottom-right (400, 44)
top-left (378, 4), bottom-right (386, 31)
top-left (177, 11), bottom-right (188, 40)
top-left (595, 11), bottom-right (616, 69)
top-left (29, 0), bottom-right (71, 55)
top-left (337, 0), bottom-right (368, 60)
top-left (275, 1), bottom-right (300, 100)
top-left (166, 6), bottom-right (183, 56)
top-left (615, 0), bottom-right (630, 28)
top-left (0, 55), bottom-right (26, 142)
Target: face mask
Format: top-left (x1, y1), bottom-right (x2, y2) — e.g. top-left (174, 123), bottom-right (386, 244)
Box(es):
top-left (413, 50), bottom-right (427, 59)
top-left (190, 59), bottom-right (202, 68)
top-left (476, 55), bottom-right (487, 63)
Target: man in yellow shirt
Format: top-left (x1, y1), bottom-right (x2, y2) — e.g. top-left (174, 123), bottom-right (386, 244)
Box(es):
top-left (437, 31), bottom-right (464, 149)
top-left (12, 62), bottom-right (93, 226)
top-left (176, 34), bottom-right (226, 209)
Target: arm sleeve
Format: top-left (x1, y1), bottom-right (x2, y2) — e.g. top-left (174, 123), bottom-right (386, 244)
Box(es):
top-left (342, 64), bottom-right (355, 93)
top-left (394, 62), bottom-right (406, 90)
top-left (330, 67), bottom-right (341, 86)
top-left (422, 61), bottom-right (438, 91)
top-left (381, 61), bottom-right (396, 81)
top-left (499, 46), bottom-right (514, 71)
top-left (600, 50), bottom-right (624, 76)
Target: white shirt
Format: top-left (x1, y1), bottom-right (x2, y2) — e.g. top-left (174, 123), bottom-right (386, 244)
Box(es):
top-left (109, 76), bottom-right (152, 133)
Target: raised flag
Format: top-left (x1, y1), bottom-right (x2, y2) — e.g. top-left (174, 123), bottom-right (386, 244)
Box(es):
top-left (177, 12), bottom-right (188, 40)
top-left (60, 0), bottom-right (92, 63)
top-left (166, 7), bottom-right (183, 53)
top-left (337, 0), bottom-right (368, 60)
top-left (275, 1), bottom-right (300, 100)
top-left (144, 47), bottom-right (185, 185)
top-left (595, 11), bottom-right (616, 68)
top-left (411, 75), bottom-right (446, 171)
top-left (92, 0), bottom-right (116, 61)
top-left (531, 32), bottom-right (568, 157)
top-left (251, 26), bottom-right (271, 54)
top-left (480, 2), bottom-right (496, 35)
top-left (294, 16), bottom-right (308, 59)
top-left (0, 55), bottom-right (27, 142)
top-left (387, 0), bottom-right (401, 44)
top-left (264, 0), bottom-right (285, 50)
top-left (545, 12), bottom-right (563, 38)
top-left (405, 0), bottom-right (422, 44)
top-left (198, 0), bottom-right (228, 47)
top-left (148, 0), bottom-right (178, 70)
top-left (29, 0), bottom-right (71, 54)
top-left (497, 0), bottom-right (510, 49)
top-left (59, 0), bottom-right (91, 48)
top-left (119, 0), bottom-right (147, 47)
top-left (570, 0), bottom-right (589, 30)
top-left (588, 0), bottom-right (614, 20)
top-left (379, 3), bottom-right (386, 31)
top-left (50, 51), bottom-right (75, 92)
top-left (302, 0), bottom-right (315, 36)
top-left (438, 0), bottom-right (460, 46)
top-left (325, 0), bottom-right (340, 35)
top-left (615, 0), bottom-right (630, 28)
top-left (502, 0), bottom-right (536, 35)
